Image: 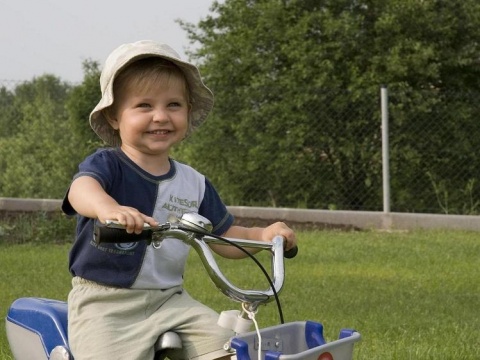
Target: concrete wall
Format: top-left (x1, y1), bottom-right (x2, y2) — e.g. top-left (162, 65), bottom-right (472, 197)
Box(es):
top-left (228, 206), bottom-right (480, 231)
top-left (1, 197), bottom-right (480, 231)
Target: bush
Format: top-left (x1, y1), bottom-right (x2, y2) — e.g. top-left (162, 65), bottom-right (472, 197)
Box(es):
top-left (0, 211), bottom-right (75, 245)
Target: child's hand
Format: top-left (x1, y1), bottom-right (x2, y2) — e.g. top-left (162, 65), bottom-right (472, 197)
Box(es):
top-left (97, 205), bottom-right (158, 234)
top-left (262, 222), bottom-right (297, 251)
top-left (218, 222), bottom-right (297, 259)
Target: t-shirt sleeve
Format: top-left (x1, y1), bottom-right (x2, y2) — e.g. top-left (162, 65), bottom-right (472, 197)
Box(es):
top-left (199, 177), bottom-right (234, 235)
top-left (61, 149), bottom-right (116, 216)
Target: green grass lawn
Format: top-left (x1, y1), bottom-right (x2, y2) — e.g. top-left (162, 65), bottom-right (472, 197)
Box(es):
top-left (1, 229), bottom-right (479, 359)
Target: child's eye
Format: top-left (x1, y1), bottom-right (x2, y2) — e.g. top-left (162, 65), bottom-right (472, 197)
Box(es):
top-left (137, 103), bottom-right (151, 108)
top-left (168, 102), bottom-right (182, 107)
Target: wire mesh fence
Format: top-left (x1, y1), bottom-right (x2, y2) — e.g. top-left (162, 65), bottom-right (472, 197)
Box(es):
top-left (386, 87), bottom-right (480, 215)
top-left (2, 79), bottom-right (479, 215)
top-left (189, 85), bottom-right (480, 215)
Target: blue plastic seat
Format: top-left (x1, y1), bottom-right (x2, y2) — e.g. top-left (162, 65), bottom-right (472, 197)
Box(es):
top-left (6, 297), bottom-right (70, 357)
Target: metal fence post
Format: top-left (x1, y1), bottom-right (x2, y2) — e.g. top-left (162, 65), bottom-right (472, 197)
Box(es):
top-left (381, 85), bottom-right (391, 213)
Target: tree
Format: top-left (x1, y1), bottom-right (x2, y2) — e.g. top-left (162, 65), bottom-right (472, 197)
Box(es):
top-left (0, 86), bottom-right (20, 138)
top-left (0, 75), bottom-right (73, 198)
top-left (0, 62), bottom-right (102, 199)
top-left (65, 59), bottom-right (103, 157)
top-left (175, 0), bottom-right (480, 211)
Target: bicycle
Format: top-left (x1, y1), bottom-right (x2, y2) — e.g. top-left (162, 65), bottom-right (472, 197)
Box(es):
top-left (6, 212), bottom-right (360, 359)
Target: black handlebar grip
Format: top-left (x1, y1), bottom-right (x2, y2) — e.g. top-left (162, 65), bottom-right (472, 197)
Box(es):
top-left (284, 245), bottom-right (298, 259)
top-left (94, 223), bottom-right (153, 244)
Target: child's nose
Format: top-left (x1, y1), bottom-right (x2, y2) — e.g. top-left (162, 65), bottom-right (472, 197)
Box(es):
top-left (152, 107), bottom-right (168, 122)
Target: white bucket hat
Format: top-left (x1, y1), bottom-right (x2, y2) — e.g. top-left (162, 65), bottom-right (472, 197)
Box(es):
top-left (89, 40), bottom-right (214, 146)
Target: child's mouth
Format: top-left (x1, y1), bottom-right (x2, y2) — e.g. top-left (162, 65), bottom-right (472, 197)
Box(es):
top-left (148, 130), bottom-right (170, 135)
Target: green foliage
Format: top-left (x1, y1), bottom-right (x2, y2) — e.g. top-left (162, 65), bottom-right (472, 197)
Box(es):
top-left (175, 0), bottom-right (480, 211)
top-left (0, 61), bottom-right (102, 199)
top-left (0, 211), bottom-right (75, 245)
top-left (388, 87), bottom-right (480, 213)
top-left (65, 59), bottom-right (103, 155)
top-left (0, 76), bottom-right (73, 198)
top-left (0, 87), bottom-right (20, 138)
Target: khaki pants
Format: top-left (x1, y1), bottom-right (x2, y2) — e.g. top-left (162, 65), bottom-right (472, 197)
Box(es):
top-left (68, 277), bottom-right (234, 360)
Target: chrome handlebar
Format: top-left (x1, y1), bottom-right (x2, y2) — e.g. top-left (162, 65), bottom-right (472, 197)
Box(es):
top-left (95, 213), bottom-right (293, 309)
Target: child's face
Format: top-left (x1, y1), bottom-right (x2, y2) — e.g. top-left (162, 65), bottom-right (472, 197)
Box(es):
top-left (108, 77), bottom-right (190, 157)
